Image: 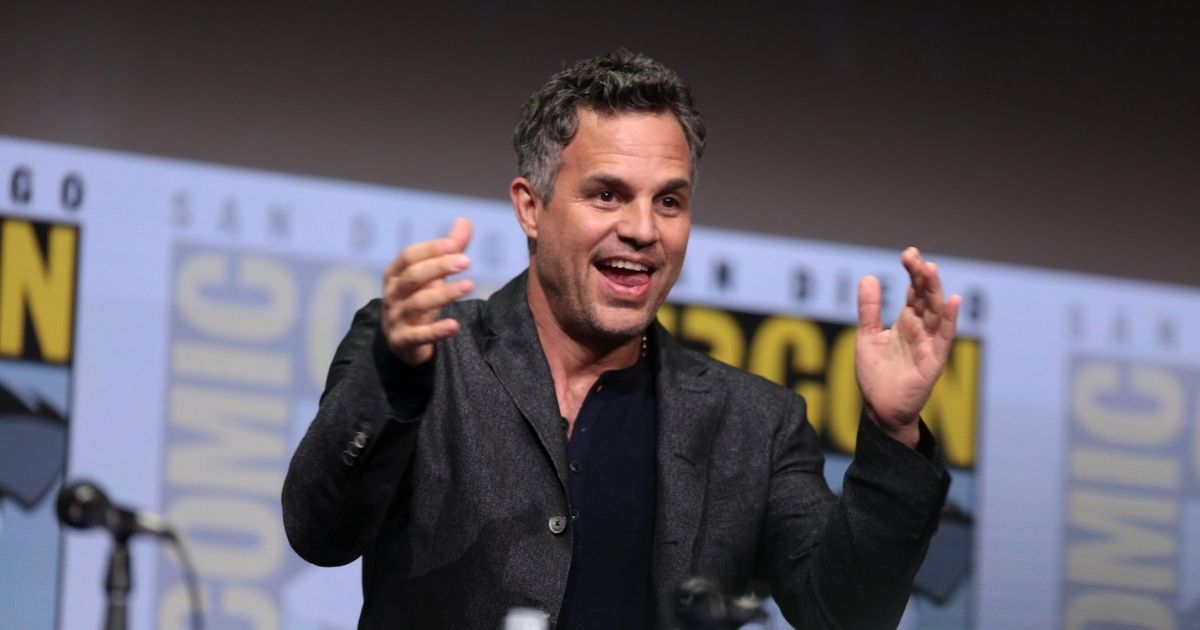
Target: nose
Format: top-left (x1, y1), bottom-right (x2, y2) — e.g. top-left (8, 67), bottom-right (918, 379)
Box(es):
top-left (616, 200), bottom-right (658, 249)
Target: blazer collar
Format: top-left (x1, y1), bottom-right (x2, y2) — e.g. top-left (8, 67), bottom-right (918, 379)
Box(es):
top-left (650, 323), bottom-right (727, 615)
top-left (480, 271), bottom-right (571, 493)
top-left (480, 271), bottom-right (728, 608)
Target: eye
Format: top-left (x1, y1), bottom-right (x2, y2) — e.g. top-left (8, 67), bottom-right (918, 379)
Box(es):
top-left (658, 196), bottom-right (687, 214)
top-left (597, 190), bottom-right (616, 203)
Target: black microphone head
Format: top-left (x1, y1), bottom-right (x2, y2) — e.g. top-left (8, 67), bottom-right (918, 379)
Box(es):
top-left (56, 479), bottom-right (111, 530)
top-left (675, 576), bottom-right (727, 628)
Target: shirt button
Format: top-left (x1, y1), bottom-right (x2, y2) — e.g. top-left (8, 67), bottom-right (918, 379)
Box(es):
top-left (570, 508), bottom-right (580, 521)
top-left (548, 513), bottom-right (568, 535)
top-left (569, 461), bottom-right (582, 473)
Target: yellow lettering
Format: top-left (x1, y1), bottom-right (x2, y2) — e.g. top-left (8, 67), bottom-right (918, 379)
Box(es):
top-left (825, 327), bottom-right (860, 454)
top-left (681, 306), bottom-right (744, 368)
top-left (0, 220), bottom-right (76, 362)
top-left (654, 305), bottom-right (979, 460)
top-left (656, 303), bottom-right (678, 336)
top-left (921, 340), bottom-right (978, 468)
top-left (747, 317), bottom-right (825, 385)
top-left (748, 317), bottom-right (828, 432)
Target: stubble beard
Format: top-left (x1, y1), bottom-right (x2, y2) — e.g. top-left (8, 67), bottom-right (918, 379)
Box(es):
top-left (534, 254), bottom-right (654, 347)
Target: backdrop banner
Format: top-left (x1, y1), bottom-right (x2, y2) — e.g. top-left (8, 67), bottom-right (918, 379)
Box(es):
top-left (2, 135), bottom-right (1196, 629)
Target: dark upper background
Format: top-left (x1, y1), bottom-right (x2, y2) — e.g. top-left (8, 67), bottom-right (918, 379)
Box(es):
top-left (2, 3), bottom-right (1196, 285)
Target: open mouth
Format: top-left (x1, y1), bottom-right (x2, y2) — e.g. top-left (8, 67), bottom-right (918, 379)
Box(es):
top-left (595, 258), bottom-right (654, 297)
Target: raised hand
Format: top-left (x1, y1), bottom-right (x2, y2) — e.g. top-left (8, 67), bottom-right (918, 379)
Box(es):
top-left (855, 247), bottom-right (961, 447)
top-left (381, 217), bottom-right (474, 365)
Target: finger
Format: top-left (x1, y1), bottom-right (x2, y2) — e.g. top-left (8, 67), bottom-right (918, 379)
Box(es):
top-left (909, 262), bottom-right (947, 331)
top-left (920, 261), bottom-right (946, 308)
top-left (401, 278), bottom-right (475, 316)
top-left (900, 246), bottom-right (922, 281)
top-left (387, 253), bottom-right (471, 299)
top-left (447, 217), bottom-right (473, 253)
top-left (857, 275), bottom-right (883, 334)
top-left (901, 248), bottom-right (946, 319)
top-left (387, 318), bottom-right (462, 349)
top-left (928, 294), bottom-right (962, 362)
top-left (901, 247), bottom-right (930, 296)
top-left (384, 240), bottom-right (439, 279)
top-left (912, 260), bottom-right (950, 328)
top-left (940, 294), bottom-right (962, 343)
top-left (383, 217), bottom-right (473, 278)
top-left (385, 278), bottom-right (474, 332)
top-left (385, 233), bottom-right (468, 278)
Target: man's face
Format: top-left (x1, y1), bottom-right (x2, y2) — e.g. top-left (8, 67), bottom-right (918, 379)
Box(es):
top-left (520, 108), bottom-right (692, 343)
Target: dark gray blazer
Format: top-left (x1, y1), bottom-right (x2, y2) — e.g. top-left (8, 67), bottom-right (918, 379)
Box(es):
top-left (282, 272), bottom-right (949, 629)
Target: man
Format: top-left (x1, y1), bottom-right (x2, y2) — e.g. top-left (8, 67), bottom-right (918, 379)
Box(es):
top-left (283, 49), bottom-right (957, 629)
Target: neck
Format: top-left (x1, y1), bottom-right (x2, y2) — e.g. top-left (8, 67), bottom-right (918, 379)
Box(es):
top-left (525, 274), bottom-right (643, 385)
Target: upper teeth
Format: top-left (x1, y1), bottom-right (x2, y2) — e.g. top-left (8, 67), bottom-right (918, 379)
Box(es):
top-left (603, 260), bottom-right (649, 272)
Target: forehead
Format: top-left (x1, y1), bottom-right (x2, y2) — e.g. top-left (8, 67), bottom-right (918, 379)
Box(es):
top-left (561, 108), bottom-right (692, 178)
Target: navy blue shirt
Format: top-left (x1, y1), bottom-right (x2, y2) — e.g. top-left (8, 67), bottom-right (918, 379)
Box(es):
top-left (557, 350), bottom-right (658, 630)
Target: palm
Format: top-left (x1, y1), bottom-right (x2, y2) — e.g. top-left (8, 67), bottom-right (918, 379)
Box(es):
top-left (855, 248), bottom-right (960, 443)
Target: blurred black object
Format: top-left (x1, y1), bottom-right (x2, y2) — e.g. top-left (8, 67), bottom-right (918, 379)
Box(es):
top-left (57, 479), bottom-right (172, 540)
top-left (56, 479), bottom-right (204, 630)
top-left (676, 577), bottom-right (769, 629)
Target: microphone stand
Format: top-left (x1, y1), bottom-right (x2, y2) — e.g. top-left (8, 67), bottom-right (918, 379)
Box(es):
top-left (104, 533), bottom-right (132, 630)
top-left (58, 480), bottom-right (203, 629)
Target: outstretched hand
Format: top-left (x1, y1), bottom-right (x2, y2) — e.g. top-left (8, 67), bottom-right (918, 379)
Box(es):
top-left (856, 247), bottom-right (961, 447)
top-left (381, 218), bottom-right (474, 365)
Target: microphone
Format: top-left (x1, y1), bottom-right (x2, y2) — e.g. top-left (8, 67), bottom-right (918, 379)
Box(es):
top-left (676, 577), bottom-right (728, 628)
top-left (56, 479), bottom-right (202, 630)
top-left (675, 577), bottom-right (768, 630)
top-left (56, 480), bottom-right (173, 540)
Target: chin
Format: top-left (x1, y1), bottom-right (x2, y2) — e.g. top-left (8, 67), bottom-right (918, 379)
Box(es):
top-left (588, 307), bottom-right (656, 341)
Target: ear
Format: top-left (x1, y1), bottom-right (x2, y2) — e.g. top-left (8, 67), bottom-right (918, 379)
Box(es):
top-left (510, 176), bottom-right (541, 241)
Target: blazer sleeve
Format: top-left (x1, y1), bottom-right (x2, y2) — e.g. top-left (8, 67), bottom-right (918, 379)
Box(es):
top-left (281, 299), bottom-right (433, 567)
top-left (765, 393), bottom-right (950, 628)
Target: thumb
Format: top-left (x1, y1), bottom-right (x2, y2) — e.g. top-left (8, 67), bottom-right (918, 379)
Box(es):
top-left (857, 275), bottom-right (883, 334)
top-left (447, 217), bottom-right (473, 253)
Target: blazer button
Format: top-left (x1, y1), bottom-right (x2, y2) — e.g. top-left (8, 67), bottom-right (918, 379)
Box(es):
top-left (548, 513), bottom-right (568, 535)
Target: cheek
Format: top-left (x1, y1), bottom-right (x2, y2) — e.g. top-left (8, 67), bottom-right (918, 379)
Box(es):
top-left (663, 225), bottom-right (690, 262)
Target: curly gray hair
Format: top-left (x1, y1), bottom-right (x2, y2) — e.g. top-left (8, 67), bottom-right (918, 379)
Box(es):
top-left (513, 48), bottom-right (707, 201)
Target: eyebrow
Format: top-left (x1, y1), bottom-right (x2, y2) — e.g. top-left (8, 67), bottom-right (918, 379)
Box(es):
top-left (584, 174), bottom-right (692, 195)
top-left (657, 178), bottom-right (692, 195)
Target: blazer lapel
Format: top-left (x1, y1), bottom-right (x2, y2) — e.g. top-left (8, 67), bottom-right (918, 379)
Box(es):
top-left (480, 272), bottom-right (570, 494)
top-left (651, 324), bottom-right (727, 614)
top-left (478, 274), bottom-right (728, 612)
